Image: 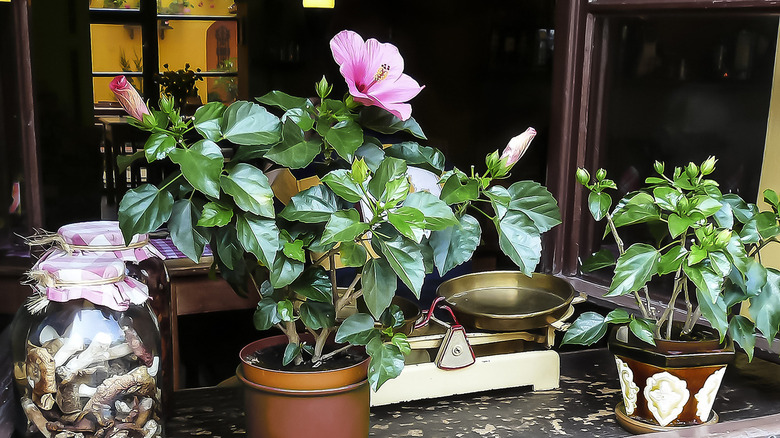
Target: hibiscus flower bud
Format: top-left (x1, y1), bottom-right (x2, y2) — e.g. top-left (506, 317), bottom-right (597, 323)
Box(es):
top-left (500, 127), bottom-right (536, 168)
top-left (109, 75), bottom-right (150, 121)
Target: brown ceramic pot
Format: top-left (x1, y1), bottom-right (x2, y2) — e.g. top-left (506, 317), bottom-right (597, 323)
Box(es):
top-left (608, 325), bottom-right (734, 433)
top-left (237, 334), bottom-right (370, 438)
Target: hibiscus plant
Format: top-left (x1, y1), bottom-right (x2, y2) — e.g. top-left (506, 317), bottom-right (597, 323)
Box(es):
top-left (562, 157), bottom-right (780, 361)
top-left (112, 30), bottom-right (561, 390)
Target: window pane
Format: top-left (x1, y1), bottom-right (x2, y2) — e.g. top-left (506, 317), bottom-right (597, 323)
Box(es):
top-left (91, 23), bottom-right (144, 105)
top-left (157, 0), bottom-right (236, 16)
top-left (158, 19), bottom-right (238, 105)
top-left (89, 0), bottom-right (140, 10)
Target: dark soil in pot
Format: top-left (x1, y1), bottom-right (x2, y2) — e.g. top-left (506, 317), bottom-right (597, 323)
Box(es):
top-left (243, 343), bottom-right (368, 372)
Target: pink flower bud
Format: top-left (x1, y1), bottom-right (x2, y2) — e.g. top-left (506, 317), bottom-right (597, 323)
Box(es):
top-left (109, 75), bottom-right (150, 121)
top-left (500, 127), bottom-right (536, 167)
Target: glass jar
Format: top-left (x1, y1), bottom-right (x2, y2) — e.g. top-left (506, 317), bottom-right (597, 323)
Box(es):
top-left (11, 245), bottom-right (164, 437)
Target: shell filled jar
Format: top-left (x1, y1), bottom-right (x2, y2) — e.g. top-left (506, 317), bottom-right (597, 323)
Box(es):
top-left (11, 253), bottom-right (163, 438)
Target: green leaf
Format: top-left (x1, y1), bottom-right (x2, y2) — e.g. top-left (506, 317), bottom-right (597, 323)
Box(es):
top-left (657, 245), bottom-right (687, 275)
top-left (683, 264), bottom-right (723, 304)
top-left (335, 313), bottom-right (378, 345)
top-left (256, 91), bottom-right (312, 111)
top-left (391, 334), bottom-right (411, 355)
top-left (322, 209), bottom-right (370, 244)
top-left (282, 239), bottom-right (305, 263)
top-left (169, 139), bottom-right (223, 198)
top-left (605, 308), bottom-right (631, 324)
top-left (282, 343), bottom-right (301, 366)
top-left (300, 301), bottom-right (336, 330)
top-left (212, 226), bottom-right (243, 271)
top-left (290, 266), bottom-right (332, 303)
top-left (629, 318), bottom-right (656, 346)
top-left (440, 177), bottom-right (479, 205)
top-left (688, 246), bottom-right (708, 266)
top-left (653, 186), bottom-right (682, 212)
top-left (692, 195), bottom-right (723, 218)
top-left (581, 249), bottom-right (616, 273)
top-left (144, 132), bottom-right (177, 162)
top-left (722, 194), bottom-right (755, 224)
top-left (486, 186), bottom-right (510, 220)
top-left (193, 101), bottom-right (226, 141)
top-left (728, 315), bottom-right (756, 361)
top-left (230, 144), bottom-right (272, 163)
top-left (339, 241), bottom-right (368, 267)
top-left (221, 100), bottom-right (281, 145)
top-left (384, 142), bottom-right (445, 173)
top-left (277, 300), bottom-right (294, 322)
top-left (253, 298), bottom-right (281, 331)
top-left (588, 191), bottom-right (612, 221)
top-left (366, 337), bottom-right (406, 391)
top-left (265, 119), bottom-right (322, 169)
top-left (235, 213), bottom-right (279, 267)
top-left (495, 210), bottom-right (542, 276)
top-left (430, 214), bottom-right (481, 276)
top-left (325, 119), bottom-right (364, 162)
top-left (387, 207), bottom-right (426, 243)
top-left (606, 243), bottom-right (659, 297)
top-left (751, 268), bottom-right (780, 342)
top-left (708, 251), bottom-right (731, 277)
top-left (118, 184), bottom-right (174, 242)
top-left (611, 192), bottom-right (661, 228)
top-left (358, 106), bottom-right (426, 140)
top-left (667, 213), bottom-right (694, 239)
top-left (321, 169), bottom-right (363, 203)
top-left (220, 163), bottom-right (275, 218)
top-left (696, 289), bottom-right (728, 342)
top-left (373, 225), bottom-right (425, 297)
top-left (560, 312), bottom-right (607, 346)
top-left (362, 257), bottom-right (398, 319)
top-left (507, 181), bottom-right (562, 233)
top-left (169, 199), bottom-right (209, 262)
top-left (368, 157), bottom-right (407, 201)
top-left (355, 143), bottom-right (385, 172)
top-left (282, 107), bottom-right (315, 131)
top-left (279, 185), bottom-right (339, 223)
top-left (197, 201), bottom-right (233, 227)
top-left (270, 252), bottom-right (303, 288)
top-left (403, 191), bottom-right (458, 230)
top-left (117, 150), bottom-right (144, 174)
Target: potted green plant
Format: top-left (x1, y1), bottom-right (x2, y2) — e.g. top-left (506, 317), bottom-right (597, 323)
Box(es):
top-left (562, 157), bottom-right (780, 432)
top-left (110, 30), bottom-right (560, 437)
top-left (154, 63), bottom-right (202, 112)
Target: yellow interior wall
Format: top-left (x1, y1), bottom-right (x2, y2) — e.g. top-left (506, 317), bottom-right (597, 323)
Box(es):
top-left (758, 23), bottom-right (780, 269)
top-left (92, 0), bottom-right (234, 103)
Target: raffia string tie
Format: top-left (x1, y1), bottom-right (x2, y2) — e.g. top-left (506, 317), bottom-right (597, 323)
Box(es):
top-left (25, 270), bottom-right (126, 288)
top-left (24, 230), bottom-right (149, 253)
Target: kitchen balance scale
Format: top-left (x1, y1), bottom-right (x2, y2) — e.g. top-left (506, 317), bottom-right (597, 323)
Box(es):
top-left (371, 271), bottom-right (585, 406)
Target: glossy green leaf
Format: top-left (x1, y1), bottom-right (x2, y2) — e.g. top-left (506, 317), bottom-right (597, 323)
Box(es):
top-left (322, 209), bottom-right (370, 244)
top-left (144, 132), bottom-right (177, 162)
top-left (282, 239), bottom-right (305, 263)
top-left (117, 150), bottom-right (144, 174)
top-left (696, 289), bottom-right (728, 342)
top-left (362, 257), bottom-right (398, 319)
top-left (708, 251), bottom-right (731, 277)
top-left (384, 142), bottom-right (445, 173)
top-left (581, 248), bottom-right (616, 273)
top-left (212, 226), bottom-right (243, 271)
top-left (230, 144), bottom-right (272, 163)
top-left (270, 252), bottom-right (303, 288)
top-left (169, 139), bottom-right (223, 198)
top-left (629, 318), bottom-right (656, 346)
top-left (253, 298), bottom-right (281, 331)
top-left (220, 163), bottom-right (275, 218)
top-left (403, 191), bottom-right (459, 230)
top-left (358, 106), bottom-right (426, 140)
top-left (657, 245), bottom-right (687, 275)
top-left (355, 142), bottom-right (385, 172)
top-left (321, 169), bottom-right (364, 203)
top-left (118, 184), bottom-right (174, 243)
top-left (335, 313), bottom-right (378, 345)
top-left (282, 107), bottom-right (315, 131)
top-left (611, 192), bottom-right (661, 228)
top-left (688, 246), bottom-right (708, 266)
top-left (430, 214), bottom-right (481, 276)
top-left (236, 213), bottom-right (279, 268)
top-left (339, 241), bottom-right (368, 267)
top-left (300, 301), bottom-right (336, 330)
top-left (486, 186), bottom-right (510, 220)
top-left (282, 343), bottom-right (301, 366)
top-left (440, 176), bottom-right (479, 205)
top-left (726, 235), bottom-right (751, 275)
top-left (325, 119), bottom-right (364, 162)
top-left (387, 207), bottom-right (426, 243)
top-left (197, 201), bottom-right (233, 227)
top-left (169, 199), bottom-right (209, 262)
top-left (605, 308), bottom-right (631, 324)
top-left (751, 268), bottom-right (780, 342)
top-left (279, 185), bottom-right (339, 223)
top-left (606, 243), bottom-right (659, 297)
top-left (221, 100), bottom-right (281, 145)
top-left (714, 201), bottom-right (735, 229)
top-left (373, 225), bottom-right (425, 297)
top-left (379, 174), bottom-right (411, 209)
top-left (728, 315), bottom-right (756, 361)
top-left (366, 336), bottom-right (406, 391)
top-left (368, 157), bottom-right (407, 201)
top-left (277, 299), bottom-right (294, 322)
top-left (560, 312), bottom-right (607, 346)
top-left (507, 181), bottom-right (562, 233)
top-left (667, 213), bottom-right (694, 239)
top-left (588, 191), bottom-right (612, 221)
top-left (495, 210), bottom-right (542, 276)
top-left (722, 193), bottom-right (755, 224)
top-left (683, 264), bottom-right (723, 304)
top-left (653, 186), bottom-right (681, 212)
top-left (193, 101), bottom-right (226, 141)
top-left (290, 266), bottom-right (332, 303)
top-left (256, 91), bottom-right (312, 111)
top-left (265, 119), bottom-right (322, 169)
top-left (391, 334), bottom-right (411, 355)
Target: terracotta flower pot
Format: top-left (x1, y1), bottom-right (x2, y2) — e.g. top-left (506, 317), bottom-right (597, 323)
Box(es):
top-left (237, 334), bottom-right (370, 438)
top-left (607, 325), bottom-right (735, 433)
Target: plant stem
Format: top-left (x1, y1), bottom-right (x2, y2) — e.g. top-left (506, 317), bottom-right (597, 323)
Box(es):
top-left (315, 345), bottom-right (352, 366)
top-left (682, 279), bottom-right (694, 334)
top-left (655, 273), bottom-right (684, 339)
top-left (329, 252), bottom-right (338, 308)
top-left (683, 306), bottom-right (702, 334)
top-left (604, 212), bottom-right (651, 319)
top-left (278, 321), bottom-right (302, 366)
top-left (335, 274), bottom-right (362, 314)
top-left (312, 327), bottom-right (332, 363)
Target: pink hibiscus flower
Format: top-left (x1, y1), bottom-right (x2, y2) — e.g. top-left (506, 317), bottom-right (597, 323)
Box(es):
top-left (330, 30), bottom-right (424, 121)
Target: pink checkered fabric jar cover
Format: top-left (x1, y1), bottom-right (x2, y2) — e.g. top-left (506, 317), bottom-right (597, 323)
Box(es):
top-left (30, 252), bottom-right (148, 311)
top-left (54, 220), bottom-right (164, 262)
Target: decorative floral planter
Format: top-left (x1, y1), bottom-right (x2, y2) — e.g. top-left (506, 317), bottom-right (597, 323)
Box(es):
top-left (608, 325), bottom-right (734, 433)
top-left (237, 334), bottom-right (370, 438)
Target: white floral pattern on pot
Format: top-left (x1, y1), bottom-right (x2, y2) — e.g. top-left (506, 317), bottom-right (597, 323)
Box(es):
top-left (644, 371), bottom-right (690, 426)
top-left (694, 366), bottom-right (726, 421)
top-left (614, 357), bottom-right (639, 415)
